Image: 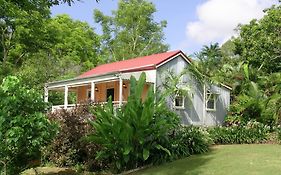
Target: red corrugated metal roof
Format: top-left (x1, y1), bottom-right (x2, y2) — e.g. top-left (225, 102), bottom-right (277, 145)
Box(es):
top-left (79, 50), bottom-right (185, 78)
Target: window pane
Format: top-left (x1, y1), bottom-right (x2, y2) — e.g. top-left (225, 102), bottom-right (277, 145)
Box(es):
top-left (175, 96), bottom-right (183, 107)
top-left (207, 99), bottom-right (215, 109)
top-left (106, 88), bottom-right (115, 101)
top-left (88, 90), bottom-right (91, 99)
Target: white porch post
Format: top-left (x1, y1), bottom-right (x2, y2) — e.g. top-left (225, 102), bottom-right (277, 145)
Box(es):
top-left (154, 74), bottom-right (157, 93)
top-left (44, 86), bottom-right (48, 103)
top-left (119, 76), bottom-right (123, 107)
top-left (91, 81), bottom-right (95, 102)
top-left (64, 85), bottom-right (68, 109)
top-left (203, 84), bottom-right (206, 124)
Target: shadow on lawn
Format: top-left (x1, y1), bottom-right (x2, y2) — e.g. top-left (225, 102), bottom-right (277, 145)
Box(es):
top-left (132, 148), bottom-right (218, 175)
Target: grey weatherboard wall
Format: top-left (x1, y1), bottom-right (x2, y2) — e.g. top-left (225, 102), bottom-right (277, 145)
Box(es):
top-left (156, 55), bottom-right (230, 126)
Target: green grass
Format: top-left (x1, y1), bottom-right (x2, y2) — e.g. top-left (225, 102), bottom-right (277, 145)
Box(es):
top-left (132, 144), bottom-right (281, 175)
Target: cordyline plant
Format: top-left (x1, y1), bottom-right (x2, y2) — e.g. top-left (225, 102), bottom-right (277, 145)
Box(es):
top-left (87, 73), bottom-right (179, 173)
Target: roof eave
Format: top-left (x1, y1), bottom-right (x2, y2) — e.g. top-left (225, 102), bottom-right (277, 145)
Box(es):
top-left (46, 65), bottom-right (157, 88)
top-left (46, 71), bottom-right (119, 88)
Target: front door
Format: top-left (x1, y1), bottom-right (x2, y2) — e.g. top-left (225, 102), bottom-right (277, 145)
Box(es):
top-left (106, 88), bottom-right (115, 101)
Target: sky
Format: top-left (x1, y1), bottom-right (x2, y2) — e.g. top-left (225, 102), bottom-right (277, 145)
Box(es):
top-left (51, 0), bottom-right (278, 55)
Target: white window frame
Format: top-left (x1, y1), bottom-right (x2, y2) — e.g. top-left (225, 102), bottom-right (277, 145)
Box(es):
top-left (205, 91), bottom-right (217, 111)
top-left (174, 95), bottom-right (185, 109)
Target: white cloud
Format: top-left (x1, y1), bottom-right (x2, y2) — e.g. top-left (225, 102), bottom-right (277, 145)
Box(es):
top-left (186, 0), bottom-right (277, 45)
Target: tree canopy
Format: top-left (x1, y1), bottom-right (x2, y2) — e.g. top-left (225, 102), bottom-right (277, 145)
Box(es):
top-left (94, 0), bottom-right (169, 62)
top-left (0, 0), bottom-right (101, 80)
top-left (18, 15), bottom-right (100, 89)
top-left (234, 4), bottom-right (281, 74)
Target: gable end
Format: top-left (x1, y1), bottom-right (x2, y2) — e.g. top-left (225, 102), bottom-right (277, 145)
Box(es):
top-left (156, 51), bottom-right (192, 68)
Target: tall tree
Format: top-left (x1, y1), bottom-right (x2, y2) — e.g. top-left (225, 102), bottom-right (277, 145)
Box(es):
top-left (18, 15), bottom-right (100, 89)
top-left (94, 0), bottom-right (169, 62)
top-left (0, 0), bottom-right (51, 77)
top-left (47, 15), bottom-right (101, 71)
top-left (200, 43), bottom-right (222, 61)
top-left (0, 0), bottom-right (100, 79)
top-left (194, 42), bottom-right (223, 76)
top-left (234, 4), bottom-right (281, 74)
top-left (220, 39), bottom-right (236, 58)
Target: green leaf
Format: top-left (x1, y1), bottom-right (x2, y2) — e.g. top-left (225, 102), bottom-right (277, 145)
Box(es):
top-left (156, 144), bottom-right (171, 156)
top-left (243, 63), bottom-right (249, 80)
top-left (123, 146), bottom-right (132, 155)
top-left (143, 149), bottom-right (150, 160)
top-left (95, 151), bottom-right (103, 160)
top-left (116, 161), bottom-right (121, 170)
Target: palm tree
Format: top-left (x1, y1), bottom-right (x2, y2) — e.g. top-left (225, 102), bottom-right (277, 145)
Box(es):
top-left (200, 42), bottom-right (222, 62)
top-left (195, 43), bottom-right (223, 76)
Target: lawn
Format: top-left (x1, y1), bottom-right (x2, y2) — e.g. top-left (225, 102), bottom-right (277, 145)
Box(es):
top-left (132, 144), bottom-right (281, 175)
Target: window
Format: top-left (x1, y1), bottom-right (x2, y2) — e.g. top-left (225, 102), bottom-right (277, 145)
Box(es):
top-left (106, 88), bottom-right (115, 101)
top-left (87, 87), bottom-right (98, 101)
top-left (174, 95), bottom-right (185, 109)
top-left (206, 91), bottom-right (217, 111)
top-left (87, 90), bottom-right (91, 99)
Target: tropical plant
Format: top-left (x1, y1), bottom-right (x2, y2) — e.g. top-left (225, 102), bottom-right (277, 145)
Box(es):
top-left (229, 82), bottom-right (264, 121)
top-left (194, 43), bottom-right (223, 76)
top-left (87, 73), bottom-right (180, 172)
top-left (259, 73), bottom-right (281, 124)
top-left (0, 76), bottom-right (57, 174)
top-left (199, 43), bottom-right (222, 61)
top-left (160, 69), bottom-right (193, 101)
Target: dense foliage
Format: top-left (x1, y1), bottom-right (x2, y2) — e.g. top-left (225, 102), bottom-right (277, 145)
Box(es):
top-left (276, 126), bottom-right (281, 142)
top-left (0, 0), bottom-right (280, 174)
top-left (88, 73), bottom-right (179, 172)
top-left (0, 0), bottom-right (93, 80)
top-left (43, 104), bottom-right (104, 172)
top-left (168, 126), bottom-right (212, 160)
top-left (208, 120), bottom-right (270, 144)
top-left (1, 0), bottom-right (169, 91)
top-left (87, 73), bottom-right (214, 173)
top-left (0, 76), bottom-right (57, 174)
top-left (234, 4), bottom-right (281, 74)
top-left (194, 4), bottom-right (281, 126)
top-left (94, 0), bottom-right (169, 62)
top-left (18, 15), bottom-right (100, 89)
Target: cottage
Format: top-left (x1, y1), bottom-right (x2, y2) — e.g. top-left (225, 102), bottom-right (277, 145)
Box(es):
top-left (45, 50), bottom-right (231, 126)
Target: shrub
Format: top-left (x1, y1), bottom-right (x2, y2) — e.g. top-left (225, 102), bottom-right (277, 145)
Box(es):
top-left (208, 120), bottom-right (270, 144)
top-left (278, 130), bottom-right (281, 142)
top-left (43, 104), bottom-right (104, 171)
top-left (0, 76), bottom-right (57, 174)
top-left (229, 94), bottom-right (263, 122)
top-left (224, 115), bottom-right (242, 127)
top-left (87, 73), bottom-right (180, 173)
top-left (274, 126), bottom-right (281, 143)
top-left (168, 126), bottom-right (212, 160)
top-left (229, 90), bottom-right (281, 127)
top-left (261, 93), bottom-right (281, 126)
